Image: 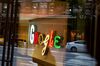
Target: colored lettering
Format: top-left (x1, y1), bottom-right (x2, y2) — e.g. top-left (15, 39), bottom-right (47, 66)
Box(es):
top-left (34, 32), bottom-right (39, 45)
top-left (48, 30), bottom-right (54, 48)
top-left (42, 35), bottom-right (50, 56)
top-left (30, 25), bottom-right (35, 44)
top-left (38, 34), bottom-right (45, 45)
top-left (54, 36), bottom-right (61, 49)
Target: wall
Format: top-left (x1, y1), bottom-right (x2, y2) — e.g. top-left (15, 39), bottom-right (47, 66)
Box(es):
top-left (18, 17), bottom-right (67, 48)
top-left (18, 20), bottom-right (29, 41)
top-left (29, 18), bottom-right (67, 47)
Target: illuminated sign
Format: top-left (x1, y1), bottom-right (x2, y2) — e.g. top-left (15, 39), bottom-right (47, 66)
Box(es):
top-left (32, 30), bottom-right (62, 49)
top-left (34, 32), bottom-right (39, 45)
top-left (48, 30), bottom-right (54, 48)
top-left (30, 25), bottom-right (35, 44)
top-left (42, 35), bottom-right (50, 56)
top-left (29, 25), bottom-right (64, 56)
top-left (38, 33), bottom-right (45, 45)
top-left (54, 36), bottom-right (61, 49)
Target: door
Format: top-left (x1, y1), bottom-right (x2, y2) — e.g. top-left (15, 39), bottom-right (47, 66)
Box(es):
top-left (0, 0), bottom-right (19, 66)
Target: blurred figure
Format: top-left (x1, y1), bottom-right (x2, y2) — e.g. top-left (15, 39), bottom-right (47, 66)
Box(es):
top-left (23, 40), bottom-right (27, 48)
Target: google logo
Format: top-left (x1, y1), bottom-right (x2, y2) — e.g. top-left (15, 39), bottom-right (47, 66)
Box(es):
top-left (29, 25), bottom-right (64, 55)
top-left (30, 25), bottom-right (64, 48)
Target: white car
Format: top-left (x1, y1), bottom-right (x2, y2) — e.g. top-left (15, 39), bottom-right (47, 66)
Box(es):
top-left (66, 40), bottom-right (87, 52)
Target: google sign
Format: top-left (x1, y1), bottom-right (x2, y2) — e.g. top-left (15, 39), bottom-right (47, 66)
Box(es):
top-left (29, 25), bottom-right (64, 55)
